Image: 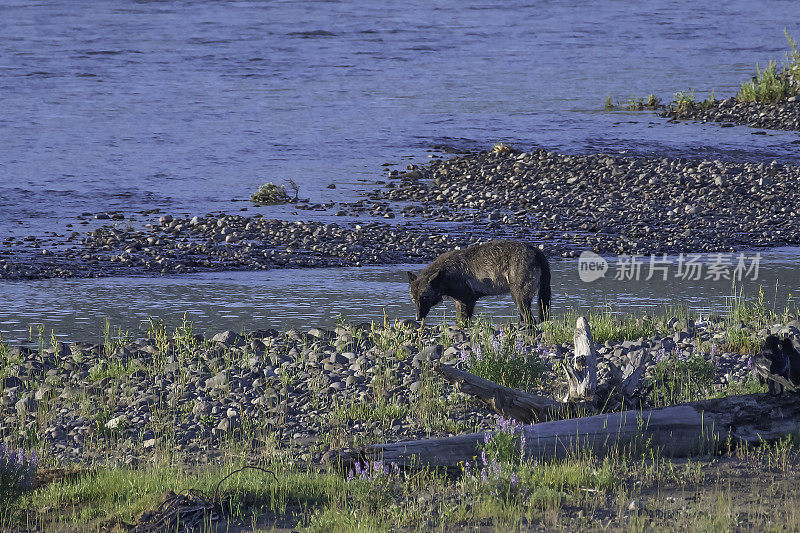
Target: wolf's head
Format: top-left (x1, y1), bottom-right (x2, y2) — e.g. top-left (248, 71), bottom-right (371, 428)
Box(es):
top-left (407, 271), bottom-right (443, 321)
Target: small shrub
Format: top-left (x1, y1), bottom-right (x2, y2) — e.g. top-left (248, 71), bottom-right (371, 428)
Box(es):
top-left (737, 61), bottom-right (791, 103)
top-left (736, 32), bottom-right (800, 103)
top-left (647, 348), bottom-right (715, 406)
top-left (250, 182), bottom-right (292, 204)
top-left (0, 444), bottom-right (37, 505)
top-left (604, 93), bottom-right (614, 109)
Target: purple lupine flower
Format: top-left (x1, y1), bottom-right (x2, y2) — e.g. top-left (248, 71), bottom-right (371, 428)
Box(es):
top-left (747, 356), bottom-right (756, 378)
top-left (16, 449), bottom-right (24, 465)
top-left (520, 431), bottom-right (526, 462)
top-left (474, 344), bottom-right (483, 362)
top-left (464, 461), bottom-right (471, 476)
top-left (515, 336), bottom-right (524, 354)
top-left (354, 461), bottom-right (362, 477)
top-left (393, 463), bottom-right (400, 476)
top-left (710, 343), bottom-right (717, 358)
top-left (510, 473), bottom-right (518, 486)
top-left (481, 469), bottom-right (488, 484)
top-left (481, 450), bottom-right (488, 467)
top-left (497, 417), bottom-right (511, 433)
top-left (491, 337), bottom-right (501, 353)
top-left (484, 432), bottom-right (491, 444)
top-left (459, 350), bottom-right (469, 364)
top-left (348, 469), bottom-right (355, 481)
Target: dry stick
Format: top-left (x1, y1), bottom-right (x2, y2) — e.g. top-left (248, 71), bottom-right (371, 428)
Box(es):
top-left (131, 466), bottom-right (278, 533)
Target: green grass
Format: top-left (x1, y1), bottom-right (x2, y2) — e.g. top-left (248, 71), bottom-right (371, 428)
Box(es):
top-left (647, 349), bottom-right (716, 407)
top-left (541, 306), bottom-right (662, 346)
top-left (8, 437), bottom-right (800, 532)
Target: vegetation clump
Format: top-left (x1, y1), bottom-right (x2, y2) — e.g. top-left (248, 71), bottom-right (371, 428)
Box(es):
top-left (0, 445), bottom-right (37, 506)
top-left (250, 180), bottom-right (298, 204)
top-left (604, 93), bottom-right (661, 110)
top-left (491, 142), bottom-right (514, 155)
top-left (737, 30), bottom-right (800, 103)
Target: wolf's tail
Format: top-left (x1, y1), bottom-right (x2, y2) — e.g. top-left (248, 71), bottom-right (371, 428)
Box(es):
top-left (537, 251), bottom-right (552, 322)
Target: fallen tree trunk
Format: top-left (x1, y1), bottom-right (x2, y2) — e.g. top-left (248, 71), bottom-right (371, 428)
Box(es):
top-left (432, 362), bottom-right (578, 424)
top-left (339, 393), bottom-right (800, 469)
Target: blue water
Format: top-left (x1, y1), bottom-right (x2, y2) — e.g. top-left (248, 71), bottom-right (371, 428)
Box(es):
top-left (1, 251), bottom-right (797, 345)
top-left (2, 1), bottom-right (800, 342)
top-left (1, 0), bottom-right (799, 239)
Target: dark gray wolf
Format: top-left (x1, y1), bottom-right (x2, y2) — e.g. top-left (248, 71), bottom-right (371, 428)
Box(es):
top-left (407, 240), bottom-right (551, 324)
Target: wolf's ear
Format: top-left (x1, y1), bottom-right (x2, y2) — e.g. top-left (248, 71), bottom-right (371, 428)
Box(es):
top-left (407, 272), bottom-right (417, 283)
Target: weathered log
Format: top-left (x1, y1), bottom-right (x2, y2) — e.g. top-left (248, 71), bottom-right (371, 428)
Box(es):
top-left (433, 362), bottom-right (581, 424)
top-left (339, 392), bottom-right (800, 469)
top-left (563, 316), bottom-right (597, 402)
top-left (621, 347), bottom-right (650, 399)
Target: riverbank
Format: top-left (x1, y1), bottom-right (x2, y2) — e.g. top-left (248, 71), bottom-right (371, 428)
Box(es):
top-left (1, 303), bottom-right (798, 530)
top-left (661, 96), bottom-right (800, 131)
top-left (4, 147), bottom-right (800, 281)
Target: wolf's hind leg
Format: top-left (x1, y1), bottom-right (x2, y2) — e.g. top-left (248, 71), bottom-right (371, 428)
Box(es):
top-left (455, 299), bottom-right (476, 322)
top-left (511, 289), bottom-right (534, 325)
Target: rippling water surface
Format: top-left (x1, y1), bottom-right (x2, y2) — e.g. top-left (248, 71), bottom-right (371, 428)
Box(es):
top-left (2, 251), bottom-right (799, 345)
top-left (2, 1), bottom-right (800, 340)
top-left (1, 0), bottom-right (799, 238)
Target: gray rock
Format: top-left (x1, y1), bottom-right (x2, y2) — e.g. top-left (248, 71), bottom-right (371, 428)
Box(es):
top-left (211, 330), bottom-right (243, 347)
top-left (15, 395), bottom-right (36, 415)
top-left (205, 371), bottom-right (229, 389)
top-left (105, 415), bottom-right (128, 430)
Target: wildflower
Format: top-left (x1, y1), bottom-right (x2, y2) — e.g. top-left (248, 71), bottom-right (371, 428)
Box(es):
top-left (481, 450), bottom-right (488, 467)
top-left (464, 461), bottom-right (471, 476)
top-left (710, 343), bottom-right (717, 358)
top-left (481, 469), bottom-right (488, 484)
top-left (348, 469), bottom-right (354, 481)
top-left (491, 336), bottom-right (501, 353)
top-left (474, 345), bottom-right (483, 362)
top-left (520, 431), bottom-right (526, 462)
top-left (392, 463), bottom-right (400, 476)
top-left (459, 349), bottom-right (469, 364)
top-left (515, 336), bottom-right (524, 354)
top-left (510, 473), bottom-right (518, 486)
top-left (747, 356), bottom-right (756, 379)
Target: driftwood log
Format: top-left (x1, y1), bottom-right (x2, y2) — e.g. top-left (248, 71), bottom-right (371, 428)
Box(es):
top-left (563, 316), bottom-right (597, 403)
top-left (341, 393), bottom-right (800, 469)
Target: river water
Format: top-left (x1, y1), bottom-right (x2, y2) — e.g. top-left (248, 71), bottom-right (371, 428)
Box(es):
top-left (1, 250), bottom-right (797, 345)
top-left (1, 1), bottom-right (800, 342)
